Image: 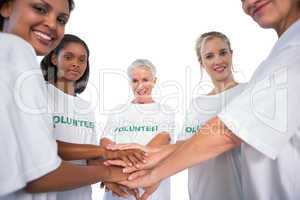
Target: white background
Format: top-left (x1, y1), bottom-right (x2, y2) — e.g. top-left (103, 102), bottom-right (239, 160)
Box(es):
top-left (66, 1), bottom-right (277, 199)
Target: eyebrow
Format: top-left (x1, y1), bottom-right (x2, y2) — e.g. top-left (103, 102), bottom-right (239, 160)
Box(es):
top-left (40, 0), bottom-right (70, 17)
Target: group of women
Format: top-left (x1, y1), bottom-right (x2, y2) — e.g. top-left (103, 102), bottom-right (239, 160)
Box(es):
top-left (1, 0), bottom-right (300, 200)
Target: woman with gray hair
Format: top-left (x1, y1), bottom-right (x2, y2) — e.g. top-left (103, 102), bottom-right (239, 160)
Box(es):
top-left (100, 59), bottom-right (175, 200)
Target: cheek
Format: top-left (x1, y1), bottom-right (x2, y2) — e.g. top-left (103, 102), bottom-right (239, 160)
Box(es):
top-left (52, 27), bottom-right (65, 48)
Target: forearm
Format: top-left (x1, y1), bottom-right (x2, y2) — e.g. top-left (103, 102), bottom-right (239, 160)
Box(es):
top-left (26, 161), bottom-right (127, 193)
top-left (57, 141), bottom-right (105, 161)
top-left (152, 117), bottom-right (241, 182)
top-left (147, 132), bottom-right (171, 147)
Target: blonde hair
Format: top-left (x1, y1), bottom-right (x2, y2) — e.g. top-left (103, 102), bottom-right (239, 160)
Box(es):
top-left (195, 31), bottom-right (232, 64)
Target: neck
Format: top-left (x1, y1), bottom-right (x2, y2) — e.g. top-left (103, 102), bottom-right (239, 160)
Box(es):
top-left (51, 80), bottom-right (76, 96)
top-left (210, 77), bottom-right (237, 95)
top-left (275, 12), bottom-right (300, 37)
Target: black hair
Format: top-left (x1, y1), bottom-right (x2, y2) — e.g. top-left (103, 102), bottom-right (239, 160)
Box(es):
top-left (0, 0), bottom-right (75, 30)
top-left (41, 34), bottom-right (90, 94)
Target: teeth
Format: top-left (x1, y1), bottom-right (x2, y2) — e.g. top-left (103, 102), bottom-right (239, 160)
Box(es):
top-left (214, 66), bottom-right (226, 72)
top-left (34, 31), bottom-right (52, 41)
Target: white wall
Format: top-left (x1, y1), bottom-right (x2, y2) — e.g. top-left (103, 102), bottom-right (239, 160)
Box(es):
top-left (66, 0), bottom-right (277, 199)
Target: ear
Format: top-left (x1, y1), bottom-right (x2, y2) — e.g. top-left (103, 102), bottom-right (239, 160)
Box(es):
top-left (153, 77), bottom-right (157, 84)
top-left (51, 53), bottom-right (58, 66)
top-left (0, 1), bottom-right (14, 18)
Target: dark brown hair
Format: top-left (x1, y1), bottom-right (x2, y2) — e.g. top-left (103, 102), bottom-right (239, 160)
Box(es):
top-left (41, 34), bottom-right (90, 94)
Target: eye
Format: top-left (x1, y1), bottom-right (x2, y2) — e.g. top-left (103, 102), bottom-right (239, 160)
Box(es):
top-left (32, 3), bottom-right (48, 15)
top-left (205, 53), bottom-right (214, 59)
top-left (220, 50), bottom-right (228, 56)
top-left (79, 56), bottom-right (87, 63)
top-left (142, 78), bottom-right (149, 82)
top-left (64, 54), bottom-right (73, 60)
top-left (57, 15), bottom-right (68, 26)
top-left (132, 79), bottom-right (138, 83)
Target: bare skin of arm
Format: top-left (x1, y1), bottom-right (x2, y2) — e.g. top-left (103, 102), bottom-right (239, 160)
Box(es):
top-left (138, 132), bottom-right (171, 200)
top-left (57, 140), bottom-right (146, 164)
top-left (57, 140), bottom-right (107, 160)
top-left (26, 160), bottom-right (128, 193)
top-left (99, 138), bottom-right (139, 199)
top-left (121, 117), bottom-right (242, 189)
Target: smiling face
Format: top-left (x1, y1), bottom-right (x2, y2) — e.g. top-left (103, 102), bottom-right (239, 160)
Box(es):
top-left (200, 37), bottom-right (234, 83)
top-left (1, 0), bottom-right (70, 55)
top-left (241, 0), bottom-right (300, 35)
top-left (52, 42), bottom-right (88, 83)
top-left (130, 67), bottom-right (156, 102)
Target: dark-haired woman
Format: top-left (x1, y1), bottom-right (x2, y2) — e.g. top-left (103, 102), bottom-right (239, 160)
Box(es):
top-left (41, 34), bottom-right (143, 200)
top-left (0, 1), bottom-right (136, 199)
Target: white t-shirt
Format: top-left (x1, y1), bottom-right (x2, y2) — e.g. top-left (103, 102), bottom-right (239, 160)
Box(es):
top-left (218, 19), bottom-right (300, 200)
top-left (102, 102), bottom-right (175, 200)
top-left (0, 33), bottom-right (61, 200)
top-left (178, 83), bottom-right (246, 200)
top-left (47, 84), bottom-right (97, 200)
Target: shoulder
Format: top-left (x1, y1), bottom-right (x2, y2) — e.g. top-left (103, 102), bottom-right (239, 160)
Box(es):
top-left (0, 33), bottom-right (37, 71)
top-left (0, 33), bottom-right (35, 54)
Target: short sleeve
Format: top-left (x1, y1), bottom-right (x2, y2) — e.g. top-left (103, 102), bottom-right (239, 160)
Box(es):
top-left (0, 34), bottom-right (61, 196)
top-left (218, 46), bottom-right (300, 159)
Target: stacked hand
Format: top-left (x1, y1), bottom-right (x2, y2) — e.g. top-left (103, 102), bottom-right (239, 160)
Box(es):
top-left (91, 143), bottom-right (167, 200)
top-left (102, 143), bottom-right (169, 200)
top-left (103, 148), bottom-right (147, 167)
top-left (101, 182), bottom-right (139, 199)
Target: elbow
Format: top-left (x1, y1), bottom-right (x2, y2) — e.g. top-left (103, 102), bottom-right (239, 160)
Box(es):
top-left (25, 181), bottom-right (42, 193)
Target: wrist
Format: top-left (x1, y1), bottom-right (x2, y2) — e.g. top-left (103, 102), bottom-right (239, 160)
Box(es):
top-left (98, 147), bottom-right (107, 159)
top-left (150, 168), bottom-right (161, 184)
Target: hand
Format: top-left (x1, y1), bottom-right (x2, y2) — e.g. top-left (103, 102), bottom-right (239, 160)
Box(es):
top-left (106, 143), bottom-right (157, 153)
top-left (140, 182), bottom-right (160, 200)
top-left (101, 182), bottom-right (140, 199)
top-left (104, 145), bottom-right (166, 173)
top-left (119, 169), bottom-right (158, 189)
top-left (87, 159), bottom-right (129, 182)
top-left (104, 148), bottom-right (147, 167)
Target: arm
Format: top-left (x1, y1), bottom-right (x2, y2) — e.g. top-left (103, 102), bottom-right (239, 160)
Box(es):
top-left (152, 117), bottom-right (241, 180)
top-left (123, 117), bottom-right (242, 188)
top-left (100, 137), bottom-right (139, 199)
top-left (26, 160), bottom-right (128, 193)
top-left (57, 140), bottom-right (106, 161)
top-left (146, 132), bottom-right (171, 147)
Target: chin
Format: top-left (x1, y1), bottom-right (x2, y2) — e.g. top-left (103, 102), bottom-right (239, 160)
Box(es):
top-left (33, 45), bottom-right (51, 56)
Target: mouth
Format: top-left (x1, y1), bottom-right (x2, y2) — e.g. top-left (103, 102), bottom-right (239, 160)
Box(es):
top-left (32, 30), bottom-right (55, 46)
top-left (213, 65), bottom-right (226, 73)
top-left (68, 70), bottom-right (81, 76)
top-left (252, 1), bottom-right (271, 18)
top-left (136, 88), bottom-right (147, 96)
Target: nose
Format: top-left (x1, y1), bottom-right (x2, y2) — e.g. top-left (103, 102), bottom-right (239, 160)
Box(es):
top-left (72, 61), bottom-right (80, 69)
top-left (44, 13), bottom-right (57, 30)
top-left (214, 55), bottom-right (224, 65)
top-left (243, 0), bottom-right (260, 14)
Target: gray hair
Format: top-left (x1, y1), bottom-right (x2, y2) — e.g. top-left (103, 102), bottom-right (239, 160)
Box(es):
top-left (127, 59), bottom-right (157, 79)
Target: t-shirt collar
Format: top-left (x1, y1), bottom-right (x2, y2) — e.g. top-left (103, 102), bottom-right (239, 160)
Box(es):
top-left (269, 19), bottom-right (300, 58)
